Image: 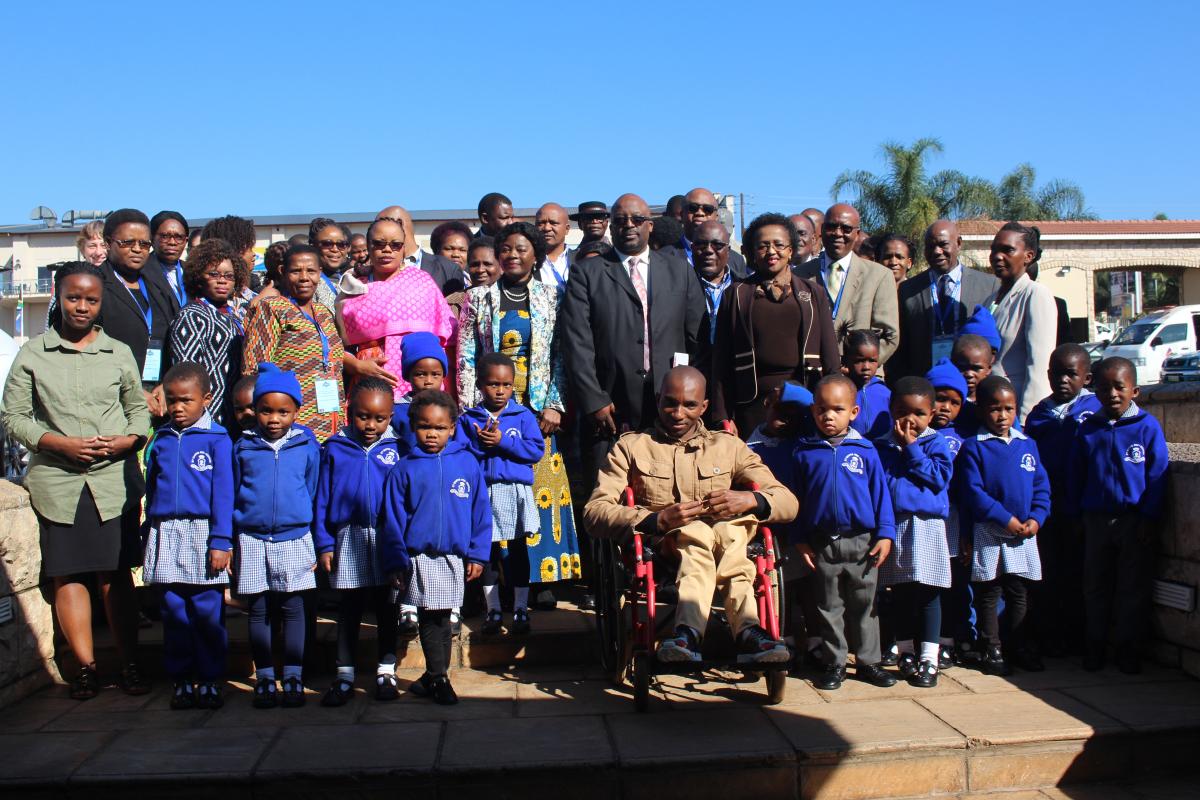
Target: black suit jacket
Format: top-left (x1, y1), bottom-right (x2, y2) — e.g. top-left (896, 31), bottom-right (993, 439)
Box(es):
top-left (560, 248), bottom-right (706, 428)
top-left (418, 250), bottom-right (466, 296)
top-left (96, 259), bottom-right (179, 379)
top-left (891, 266), bottom-right (999, 381)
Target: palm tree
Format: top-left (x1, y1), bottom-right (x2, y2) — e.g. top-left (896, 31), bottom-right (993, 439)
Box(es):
top-left (993, 163), bottom-right (1095, 221)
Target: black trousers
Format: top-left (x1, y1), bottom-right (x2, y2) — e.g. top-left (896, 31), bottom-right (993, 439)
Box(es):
top-left (335, 587), bottom-right (397, 669)
top-left (1083, 513), bottom-right (1152, 649)
top-left (418, 609), bottom-right (453, 678)
top-left (1034, 512), bottom-right (1085, 648)
top-left (973, 574), bottom-right (1032, 650)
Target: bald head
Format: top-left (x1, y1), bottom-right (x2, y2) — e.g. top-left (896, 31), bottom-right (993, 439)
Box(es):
top-left (536, 203), bottom-right (570, 255)
top-left (611, 194), bottom-right (653, 255)
top-left (801, 207), bottom-right (825, 235)
top-left (693, 220), bottom-right (730, 282)
top-left (822, 203), bottom-right (861, 260)
top-left (923, 219), bottom-right (962, 275)
top-left (376, 206), bottom-right (419, 257)
top-left (658, 366), bottom-right (709, 437)
top-left (683, 187), bottom-right (719, 239)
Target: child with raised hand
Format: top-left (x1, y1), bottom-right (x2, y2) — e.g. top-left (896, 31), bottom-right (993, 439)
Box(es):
top-left (843, 329), bottom-right (891, 440)
top-left (142, 362), bottom-right (234, 710)
top-left (380, 391), bottom-right (491, 705)
top-left (315, 377), bottom-right (402, 706)
top-left (875, 377), bottom-right (954, 688)
top-left (233, 363), bottom-right (321, 709)
top-left (1069, 357), bottom-right (1168, 674)
top-left (793, 375), bottom-right (896, 690)
top-left (956, 375), bottom-right (1050, 676)
top-left (1025, 344), bottom-right (1101, 656)
top-left (459, 353), bottom-right (544, 636)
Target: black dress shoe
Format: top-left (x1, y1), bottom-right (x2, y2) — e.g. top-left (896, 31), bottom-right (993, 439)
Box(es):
top-left (980, 645), bottom-right (1012, 676)
top-left (909, 660), bottom-right (939, 688)
top-left (814, 663), bottom-right (846, 690)
top-left (897, 652), bottom-right (918, 678)
top-left (880, 650), bottom-right (899, 667)
top-left (856, 662), bottom-right (898, 687)
top-left (578, 593), bottom-right (596, 611)
top-left (938, 646), bottom-right (954, 670)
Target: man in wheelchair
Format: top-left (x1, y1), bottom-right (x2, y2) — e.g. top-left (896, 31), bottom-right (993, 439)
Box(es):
top-left (584, 367), bottom-right (798, 664)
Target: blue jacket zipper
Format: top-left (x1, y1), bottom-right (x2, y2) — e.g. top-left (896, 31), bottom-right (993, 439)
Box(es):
top-left (436, 453), bottom-right (444, 553)
top-left (270, 446), bottom-right (279, 537)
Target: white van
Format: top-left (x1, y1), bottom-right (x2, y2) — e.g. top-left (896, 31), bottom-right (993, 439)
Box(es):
top-left (1102, 305), bottom-right (1200, 385)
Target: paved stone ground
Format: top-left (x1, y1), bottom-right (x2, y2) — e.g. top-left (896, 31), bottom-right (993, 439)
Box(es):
top-left (3, 654), bottom-right (1199, 799)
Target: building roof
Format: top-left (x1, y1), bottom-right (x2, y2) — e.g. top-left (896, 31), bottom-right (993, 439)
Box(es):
top-left (957, 219), bottom-right (1200, 236)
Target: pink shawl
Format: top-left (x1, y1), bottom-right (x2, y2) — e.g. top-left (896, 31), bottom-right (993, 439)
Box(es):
top-left (337, 266), bottom-right (457, 397)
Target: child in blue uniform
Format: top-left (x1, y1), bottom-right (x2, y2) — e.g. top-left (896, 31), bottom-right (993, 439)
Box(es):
top-left (231, 375), bottom-right (258, 436)
top-left (142, 363), bottom-right (234, 710)
top-left (956, 375), bottom-right (1050, 676)
top-left (315, 377), bottom-right (402, 706)
top-left (380, 391), bottom-right (491, 705)
top-left (876, 377), bottom-right (954, 688)
top-left (844, 329), bottom-right (891, 440)
top-left (1069, 357), bottom-right (1169, 674)
top-left (233, 364), bottom-right (321, 708)
top-left (949, 333), bottom-right (993, 420)
top-left (460, 353), bottom-right (544, 637)
top-left (1025, 344), bottom-right (1101, 656)
top-left (793, 375), bottom-right (897, 691)
top-left (926, 359), bottom-right (977, 667)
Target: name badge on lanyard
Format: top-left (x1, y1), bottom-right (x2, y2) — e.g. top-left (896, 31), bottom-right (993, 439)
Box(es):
top-left (124, 278), bottom-right (161, 383)
top-left (931, 335), bottom-right (954, 364)
top-left (930, 280), bottom-right (957, 364)
top-left (292, 300), bottom-right (340, 414)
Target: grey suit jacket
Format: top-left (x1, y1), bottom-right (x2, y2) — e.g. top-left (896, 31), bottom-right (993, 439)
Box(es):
top-left (794, 253), bottom-right (900, 363)
top-left (891, 266), bottom-right (1000, 381)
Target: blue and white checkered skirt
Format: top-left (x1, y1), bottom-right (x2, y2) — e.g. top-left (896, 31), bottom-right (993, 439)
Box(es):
top-left (489, 481), bottom-right (539, 543)
top-left (331, 524), bottom-right (387, 589)
top-left (235, 533), bottom-right (318, 595)
top-left (881, 513), bottom-right (952, 588)
top-left (142, 518), bottom-right (229, 586)
top-left (400, 553), bottom-right (464, 610)
top-left (970, 521), bottom-right (1043, 582)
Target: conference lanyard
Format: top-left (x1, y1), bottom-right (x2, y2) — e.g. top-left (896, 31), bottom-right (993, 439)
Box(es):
top-left (123, 277), bottom-right (153, 333)
top-left (172, 262), bottom-right (187, 307)
top-left (291, 299), bottom-right (331, 370)
top-left (321, 273), bottom-right (339, 296)
top-left (930, 280), bottom-right (957, 336)
top-left (828, 265), bottom-right (848, 320)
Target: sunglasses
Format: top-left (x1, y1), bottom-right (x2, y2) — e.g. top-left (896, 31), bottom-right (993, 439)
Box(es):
top-left (692, 240), bottom-right (728, 252)
top-left (823, 222), bottom-right (858, 235)
top-left (611, 214), bottom-right (651, 227)
top-left (317, 239), bottom-right (349, 251)
top-left (370, 239), bottom-right (405, 252)
top-left (112, 238), bottom-right (152, 251)
top-left (687, 203), bottom-right (717, 215)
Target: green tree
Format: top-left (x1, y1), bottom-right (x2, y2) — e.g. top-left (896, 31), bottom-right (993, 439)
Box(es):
top-left (993, 163), bottom-right (1095, 221)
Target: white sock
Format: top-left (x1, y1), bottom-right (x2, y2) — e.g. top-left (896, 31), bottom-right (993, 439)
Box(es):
top-left (483, 583), bottom-right (501, 613)
top-left (450, 607), bottom-right (461, 624)
top-left (336, 666), bottom-right (355, 683)
top-left (400, 603), bottom-right (417, 619)
top-left (514, 587), bottom-right (530, 611)
top-left (921, 642), bottom-right (940, 664)
top-left (898, 639), bottom-right (915, 655)
top-left (887, 643), bottom-right (899, 657)
top-left (377, 655), bottom-right (396, 677)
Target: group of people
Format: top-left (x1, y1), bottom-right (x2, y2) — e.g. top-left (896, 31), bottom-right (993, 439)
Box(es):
top-left (0, 190), bottom-right (1168, 710)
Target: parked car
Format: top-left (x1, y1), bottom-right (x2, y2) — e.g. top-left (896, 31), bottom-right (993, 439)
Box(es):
top-left (1082, 341), bottom-right (1108, 365)
top-left (1161, 352), bottom-right (1200, 383)
top-left (1102, 305), bottom-right (1200, 386)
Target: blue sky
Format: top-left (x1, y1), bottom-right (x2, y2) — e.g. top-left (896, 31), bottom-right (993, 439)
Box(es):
top-left (3, 1), bottom-right (1197, 225)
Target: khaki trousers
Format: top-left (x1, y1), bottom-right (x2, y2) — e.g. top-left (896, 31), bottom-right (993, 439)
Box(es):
top-left (674, 516), bottom-right (758, 638)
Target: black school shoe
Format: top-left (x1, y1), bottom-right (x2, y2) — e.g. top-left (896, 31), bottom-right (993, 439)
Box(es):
top-left (408, 672), bottom-right (433, 697)
top-left (814, 663), bottom-right (847, 690)
top-left (280, 676), bottom-right (306, 708)
top-left (321, 678), bottom-right (355, 708)
top-left (430, 676), bottom-right (458, 705)
top-left (856, 662), bottom-right (898, 687)
top-left (897, 653), bottom-right (918, 678)
top-left (170, 681), bottom-right (196, 710)
top-left (253, 678), bottom-right (278, 709)
top-left (196, 682), bottom-right (224, 710)
top-left (909, 660), bottom-right (939, 688)
top-left (118, 663), bottom-right (151, 696)
top-left (980, 645), bottom-right (1013, 676)
top-left (938, 646), bottom-right (954, 670)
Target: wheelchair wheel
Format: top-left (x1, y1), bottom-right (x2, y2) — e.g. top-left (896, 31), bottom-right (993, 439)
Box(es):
top-left (765, 668), bottom-right (786, 705)
top-left (632, 651), bottom-right (650, 712)
top-left (592, 539), bottom-right (626, 681)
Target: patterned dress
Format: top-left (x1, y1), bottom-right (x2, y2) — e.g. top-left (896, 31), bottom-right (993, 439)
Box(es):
top-left (242, 296), bottom-right (345, 441)
top-left (497, 309), bottom-right (582, 584)
top-left (165, 300), bottom-right (244, 428)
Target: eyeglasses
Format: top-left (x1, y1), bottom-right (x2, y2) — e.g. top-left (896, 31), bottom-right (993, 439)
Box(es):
top-left (610, 214), bottom-right (651, 227)
top-left (112, 238), bottom-right (152, 251)
top-left (686, 203), bottom-right (717, 215)
top-left (370, 239), bottom-right (405, 252)
top-left (754, 241), bottom-right (793, 253)
top-left (317, 239), bottom-right (349, 251)
top-left (692, 240), bottom-right (728, 252)
top-left (823, 222), bottom-right (858, 235)
top-left (203, 270), bottom-right (237, 281)
top-left (156, 232), bottom-right (187, 243)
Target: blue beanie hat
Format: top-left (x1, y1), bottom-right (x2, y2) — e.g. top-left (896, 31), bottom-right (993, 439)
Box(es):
top-left (253, 362), bottom-right (303, 407)
top-left (926, 358), bottom-right (968, 400)
top-left (779, 381), bottom-right (814, 408)
top-left (401, 332), bottom-right (447, 376)
top-left (958, 304), bottom-right (1002, 352)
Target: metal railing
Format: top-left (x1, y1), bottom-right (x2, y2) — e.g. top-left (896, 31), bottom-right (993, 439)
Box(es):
top-left (0, 279), bottom-right (54, 298)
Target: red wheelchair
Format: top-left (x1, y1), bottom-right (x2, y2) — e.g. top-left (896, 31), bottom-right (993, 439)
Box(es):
top-left (591, 483), bottom-right (789, 711)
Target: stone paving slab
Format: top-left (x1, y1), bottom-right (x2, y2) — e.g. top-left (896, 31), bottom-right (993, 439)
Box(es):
top-left (768, 697), bottom-right (966, 758)
top-left (72, 725), bottom-right (278, 781)
top-left (440, 714), bottom-right (613, 771)
top-left (918, 690), bottom-right (1128, 746)
top-left (1057, 679), bottom-right (1200, 732)
top-left (0, 731), bottom-right (113, 783)
top-left (607, 706), bottom-right (794, 766)
top-left (256, 721), bottom-right (441, 776)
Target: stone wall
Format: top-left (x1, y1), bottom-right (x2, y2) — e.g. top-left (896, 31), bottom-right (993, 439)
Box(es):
top-left (0, 480), bottom-right (58, 707)
top-left (1138, 382), bottom-right (1200, 443)
top-left (1155, 444), bottom-right (1200, 676)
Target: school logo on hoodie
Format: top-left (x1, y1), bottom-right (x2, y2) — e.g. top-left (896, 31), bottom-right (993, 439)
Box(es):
top-left (505, 427), bottom-right (521, 440)
top-left (450, 478), bottom-right (471, 498)
top-left (377, 449), bottom-right (398, 466)
top-left (1124, 444), bottom-right (1146, 464)
top-left (1020, 454), bottom-right (1037, 473)
top-left (189, 451), bottom-right (213, 473)
top-left (944, 437), bottom-right (961, 456)
top-left (841, 453), bottom-right (864, 476)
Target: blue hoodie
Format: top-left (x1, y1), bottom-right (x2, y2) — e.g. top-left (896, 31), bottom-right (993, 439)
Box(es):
top-left (144, 413), bottom-right (235, 550)
top-left (313, 427), bottom-right (401, 555)
top-left (1068, 405), bottom-right (1169, 519)
top-left (392, 394), bottom-right (467, 455)
top-left (232, 425), bottom-right (320, 542)
top-left (933, 419), bottom-right (967, 459)
top-left (792, 429), bottom-right (896, 541)
top-left (874, 427), bottom-right (953, 518)
top-left (747, 425), bottom-right (800, 543)
top-left (1025, 390), bottom-right (1102, 499)
top-left (378, 439), bottom-right (492, 575)
top-left (851, 377), bottom-right (892, 440)
top-left (955, 429), bottom-right (1051, 530)
top-left (458, 399), bottom-right (544, 485)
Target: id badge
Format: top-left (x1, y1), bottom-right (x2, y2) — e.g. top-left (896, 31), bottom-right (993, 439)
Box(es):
top-left (314, 378), bottom-right (340, 414)
top-left (142, 340), bottom-right (163, 383)
top-left (672, 352), bottom-right (690, 367)
top-left (931, 335), bottom-right (954, 365)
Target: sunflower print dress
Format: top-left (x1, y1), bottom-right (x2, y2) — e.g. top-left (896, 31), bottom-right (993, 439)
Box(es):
top-left (497, 309), bottom-right (582, 584)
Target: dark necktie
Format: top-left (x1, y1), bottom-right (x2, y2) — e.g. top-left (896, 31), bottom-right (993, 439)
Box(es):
top-left (937, 274), bottom-right (953, 332)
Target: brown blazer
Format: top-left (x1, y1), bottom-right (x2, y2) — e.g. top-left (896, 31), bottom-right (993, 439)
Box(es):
top-left (708, 274), bottom-right (840, 424)
top-left (794, 253), bottom-right (900, 363)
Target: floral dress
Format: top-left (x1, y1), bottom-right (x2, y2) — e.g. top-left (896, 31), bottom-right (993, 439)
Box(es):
top-left (497, 308), bottom-right (582, 584)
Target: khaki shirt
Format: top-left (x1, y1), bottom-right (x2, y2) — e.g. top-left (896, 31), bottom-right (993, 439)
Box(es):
top-left (583, 422), bottom-right (798, 539)
top-left (1, 327), bottom-right (150, 524)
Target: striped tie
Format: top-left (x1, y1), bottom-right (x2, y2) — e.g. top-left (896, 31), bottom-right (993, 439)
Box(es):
top-left (629, 257), bottom-right (650, 371)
